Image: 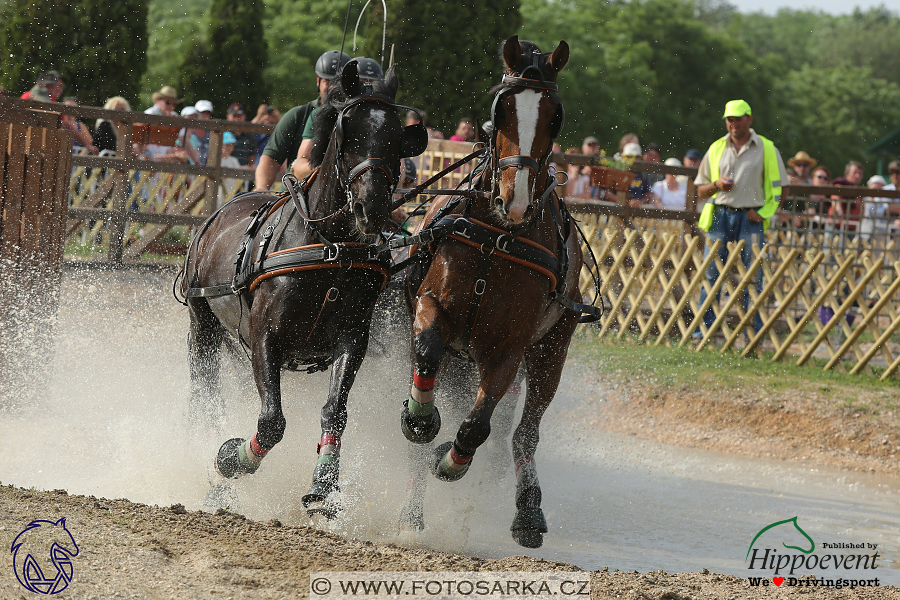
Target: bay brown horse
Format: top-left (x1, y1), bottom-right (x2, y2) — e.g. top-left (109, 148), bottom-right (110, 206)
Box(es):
top-left (399, 36), bottom-right (587, 548)
top-left (180, 61), bottom-right (427, 516)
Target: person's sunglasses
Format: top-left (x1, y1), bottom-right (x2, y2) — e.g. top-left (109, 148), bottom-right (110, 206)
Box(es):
top-left (814, 174), bottom-right (828, 180)
top-left (890, 170), bottom-right (900, 175)
top-left (164, 100), bottom-right (174, 106)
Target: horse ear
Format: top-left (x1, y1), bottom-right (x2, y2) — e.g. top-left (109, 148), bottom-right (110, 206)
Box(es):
top-left (548, 40), bottom-right (569, 76)
top-left (342, 60), bottom-right (363, 98)
top-left (383, 63), bottom-right (399, 99)
top-left (502, 35), bottom-right (521, 71)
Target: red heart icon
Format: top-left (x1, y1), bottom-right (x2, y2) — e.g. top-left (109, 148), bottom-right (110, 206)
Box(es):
top-left (773, 577), bottom-right (784, 586)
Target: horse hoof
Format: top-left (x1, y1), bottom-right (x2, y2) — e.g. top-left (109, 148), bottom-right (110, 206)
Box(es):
top-left (429, 441), bottom-right (470, 482)
top-left (302, 458), bottom-right (341, 517)
top-left (511, 528), bottom-right (544, 549)
top-left (215, 438), bottom-right (246, 479)
top-left (511, 507), bottom-right (548, 548)
top-left (401, 401), bottom-right (441, 444)
top-left (304, 497), bottom-right (341, 520)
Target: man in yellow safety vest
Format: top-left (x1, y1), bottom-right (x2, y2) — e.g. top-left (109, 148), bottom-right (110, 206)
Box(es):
top-left (693, 99), bottom-right (789, 340)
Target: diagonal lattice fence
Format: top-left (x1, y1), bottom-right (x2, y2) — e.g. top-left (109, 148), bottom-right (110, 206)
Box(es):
top-left (574, 211), bottom-right (900, 380)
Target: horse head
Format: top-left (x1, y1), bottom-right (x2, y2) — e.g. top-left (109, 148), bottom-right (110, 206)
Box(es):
top-left (490, 35), bottom-right (568, 225)
top-left (309, 60), bottom-right (427, 237)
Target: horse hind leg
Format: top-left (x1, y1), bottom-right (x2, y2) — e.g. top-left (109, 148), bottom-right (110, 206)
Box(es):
top-left (188, 297), bottom-right (226, 432)
top-left (510, 317), bottom-right (577, 549)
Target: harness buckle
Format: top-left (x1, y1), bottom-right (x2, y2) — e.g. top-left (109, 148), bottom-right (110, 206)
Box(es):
top-left (453, 220), bottom-right (472, 239)
top-left (324, 245), bottom-right (341, 262)
top-left (474, 279), bottom-right (486, 296)
top-left (495, 234), bottom-right (510, 253)
top-left (325, 287), bottom-right (339, 302)
top-left (260, 225), bottom-right (275, 245)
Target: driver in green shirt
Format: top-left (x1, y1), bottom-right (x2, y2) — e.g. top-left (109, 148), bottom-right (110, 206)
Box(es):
top-left (254, 50), bottom-right (350, 190)
top-left (289, 57), bottom-right (385, 182)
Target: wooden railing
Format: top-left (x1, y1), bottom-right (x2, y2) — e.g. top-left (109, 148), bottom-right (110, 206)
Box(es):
top-left (0, 97), bottom-right (273, 263)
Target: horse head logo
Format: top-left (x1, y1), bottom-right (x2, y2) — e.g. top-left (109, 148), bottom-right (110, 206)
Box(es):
top-left (746, 516), bottom-right (815, 561)
top-left (10, 518), bottom-right (79, 595)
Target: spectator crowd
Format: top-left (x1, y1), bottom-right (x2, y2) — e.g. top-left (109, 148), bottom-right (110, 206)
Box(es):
top-left (8, 64), bottom-right (899, 230)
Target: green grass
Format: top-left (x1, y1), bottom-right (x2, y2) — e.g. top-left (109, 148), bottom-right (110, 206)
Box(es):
top-left (568, 330), bottom-right (900, 397)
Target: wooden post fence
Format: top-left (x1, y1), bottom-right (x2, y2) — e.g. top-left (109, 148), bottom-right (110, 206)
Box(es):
top-left (0, 103), bottom-right (74, 399)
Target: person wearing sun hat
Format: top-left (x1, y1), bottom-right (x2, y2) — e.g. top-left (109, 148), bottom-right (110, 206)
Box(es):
top-left (787, 151), bottom-right (817, 184)
top-left (692, 99), bottom-right (788, 340)
top-left (145, 86), bottom-right (182, 116)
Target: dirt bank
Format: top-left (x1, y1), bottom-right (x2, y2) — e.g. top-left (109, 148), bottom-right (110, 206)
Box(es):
top-left (0, 485), bottom-right (893, 599)
top-left (583, 370), bottom-right (900, 477)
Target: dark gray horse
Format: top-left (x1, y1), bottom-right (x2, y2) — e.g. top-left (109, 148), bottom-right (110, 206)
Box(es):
top-left (180, 60), bottom-right (427, 517)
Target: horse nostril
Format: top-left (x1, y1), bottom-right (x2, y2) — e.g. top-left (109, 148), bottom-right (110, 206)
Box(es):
top-left (494, 196), bottom-right (504, 209)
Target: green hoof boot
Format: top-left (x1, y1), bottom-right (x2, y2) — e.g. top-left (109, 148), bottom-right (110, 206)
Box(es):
top-left (215, 438), bottom-right (259, 479)
top-left (511, 507), bottom-right (548, 549)
top-left (401, 400), bottom-right (441, 444)
top-left (302, 459), bottom-right (341, 519)
top-left (429, 441), bottom-right (470, 482)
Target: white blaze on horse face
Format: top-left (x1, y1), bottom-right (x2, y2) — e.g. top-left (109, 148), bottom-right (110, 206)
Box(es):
top-left (508, 90), bottom-right (542, 222)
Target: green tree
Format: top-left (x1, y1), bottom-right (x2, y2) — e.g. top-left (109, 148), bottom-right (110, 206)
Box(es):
top-left (0, 0), bottom-right (148, 106)
top-left (776, 65), bottom-right (900, 175)
top-left (140, 0), bottom-right (210, 109)
top-left (357, 0), bottom-right (523, 134)
top-left (179, 0), bottom-right (270, 114)
top-left (262, 0), bottom-right (346, 110)
top-left (521, 0), bottom-right (775, 156)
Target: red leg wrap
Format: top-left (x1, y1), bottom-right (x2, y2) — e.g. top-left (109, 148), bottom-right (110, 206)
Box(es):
top-left (250, 433), bottom-right (270, 458)
top-left (317, 433), bottom-right (342, 454)
top-left (413, 372), bottom-right (436, 391)
top-left (449, 446), bottom-right (473, 465)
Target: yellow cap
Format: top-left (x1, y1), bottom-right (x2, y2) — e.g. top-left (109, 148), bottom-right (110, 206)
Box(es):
top-left (723, 99), bottom-right (752, 118)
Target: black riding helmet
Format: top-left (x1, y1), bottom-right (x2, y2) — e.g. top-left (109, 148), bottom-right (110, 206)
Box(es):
top-left (353, 57), bottom-right (384, 81)
top-left (315, 50), bottom-right (351, 80)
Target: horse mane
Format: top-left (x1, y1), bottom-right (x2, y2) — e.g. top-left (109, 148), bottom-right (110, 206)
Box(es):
top-left (489, 39), bottom-right (556, 96)
top-left (309, 71), bottom-right (399, 169)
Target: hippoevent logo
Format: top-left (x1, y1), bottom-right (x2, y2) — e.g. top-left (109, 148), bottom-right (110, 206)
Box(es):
top-left (745, 516), bottom-right (880, 590)
top-left (10, 518), bottom-right (79, 595)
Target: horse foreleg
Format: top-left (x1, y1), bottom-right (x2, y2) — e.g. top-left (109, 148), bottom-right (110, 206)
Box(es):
top-left (431, 354), bottom-right (521, 482)
top-left (187, 298), bottom-right (226, 433)
top-left (302, 327), bottom-right (369, 518)
top-left (510, 316), bottom-right (577, 549)
top-left (402, 294), bottom-right (446, 444)
top-left (213, 327), bottom-right (285, 480)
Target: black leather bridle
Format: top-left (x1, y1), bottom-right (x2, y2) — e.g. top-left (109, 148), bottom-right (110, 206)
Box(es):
top-left (289, 87), bottom-right (428, 225)
top-left (488, 50), bottom-right (566, 214)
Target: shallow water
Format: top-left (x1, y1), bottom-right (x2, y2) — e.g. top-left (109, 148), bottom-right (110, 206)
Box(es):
top-left (1, 267), bottom-right (897, 584)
